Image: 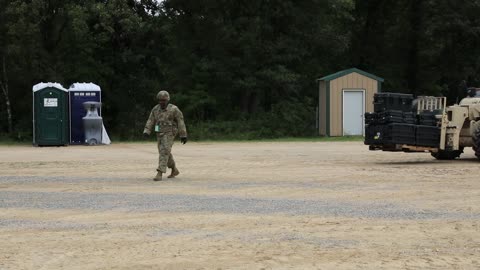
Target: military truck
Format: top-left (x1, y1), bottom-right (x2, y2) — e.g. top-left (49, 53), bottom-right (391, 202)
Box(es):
top-left (365, 88), bottom-right (480, 160)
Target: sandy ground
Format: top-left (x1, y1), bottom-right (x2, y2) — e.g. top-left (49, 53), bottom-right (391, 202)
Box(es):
top-left (0, 141), bottom-right (479, 269)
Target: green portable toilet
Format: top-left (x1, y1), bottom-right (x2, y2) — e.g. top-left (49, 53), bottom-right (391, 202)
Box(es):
top-left (32, 82), bottom-right (69, 146)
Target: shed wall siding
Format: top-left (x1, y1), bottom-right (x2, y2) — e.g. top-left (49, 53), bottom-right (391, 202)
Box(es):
top-left (329, 72), bottom-right (378, 136)
top-left (330, 79), bottom-right (341, 136)
top-left (319, 80), bottom-right (327, 135)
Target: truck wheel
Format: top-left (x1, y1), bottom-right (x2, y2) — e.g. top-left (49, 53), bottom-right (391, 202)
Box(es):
top-left (472, 121), bottom-right (480, 159)
top-left (431, 148), bottom-right (464, 160)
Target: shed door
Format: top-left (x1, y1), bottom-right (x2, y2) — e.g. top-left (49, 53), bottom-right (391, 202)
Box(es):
top-left (343, 90), bottom-right (365, 136)
top-left (35, 89), bottom-right (66, 144)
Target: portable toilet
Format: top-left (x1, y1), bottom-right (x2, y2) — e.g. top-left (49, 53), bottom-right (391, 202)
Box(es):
top-left (32, 82), bottom-right (69, 146)
top-left (68, 83), bottom-right (101, 144)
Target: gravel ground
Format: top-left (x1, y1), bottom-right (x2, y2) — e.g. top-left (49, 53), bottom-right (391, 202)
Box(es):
top-left (1, 142), bottom-right (479, 270)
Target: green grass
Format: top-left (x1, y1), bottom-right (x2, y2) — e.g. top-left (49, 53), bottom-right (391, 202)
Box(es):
top-left (0, 135), bottom-right (364, 145)
top-left (192, 136), bottom-right (364, 143)
top-left (109, 135), bottom-right (364, 143)
top-left (0, 138), bottom-right (31, 146)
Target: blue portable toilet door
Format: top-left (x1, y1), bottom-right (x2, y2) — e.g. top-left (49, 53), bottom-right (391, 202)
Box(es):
top-left (34, 88), bottom-right (68, 145)
top-left (69, 86), bottom-right (101, 144)
top-left (70, 92), bottom-right (99, 144)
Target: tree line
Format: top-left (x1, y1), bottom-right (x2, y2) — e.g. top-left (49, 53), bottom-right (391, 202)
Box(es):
top-left (1, 0), bottom-right (480, 140)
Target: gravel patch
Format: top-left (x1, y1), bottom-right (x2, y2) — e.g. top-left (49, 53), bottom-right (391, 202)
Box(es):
top-left (0, 218), bottom-right (101, 230)
top-left (0, 191), bottom-right (478, 220)
top-left (206, 181), bottom-right (371, 190)
top-left (0, 176), bottom-right (134, 184)
top-left (0, 176), bottom-right (379, 191)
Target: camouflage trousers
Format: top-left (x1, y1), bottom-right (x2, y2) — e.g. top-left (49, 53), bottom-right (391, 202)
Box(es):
top-left (156, 133), bottom-right (176, 173)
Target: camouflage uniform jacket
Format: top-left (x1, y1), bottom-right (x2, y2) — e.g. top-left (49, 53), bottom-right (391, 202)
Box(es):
top-left (143, 104), bottom-right (187, 137)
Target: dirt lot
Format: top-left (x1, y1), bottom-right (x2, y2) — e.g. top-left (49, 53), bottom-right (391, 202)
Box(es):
top-left (0, 141), bottom-right (479, 269)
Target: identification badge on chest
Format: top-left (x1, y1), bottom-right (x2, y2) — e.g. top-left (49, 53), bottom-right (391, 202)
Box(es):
top-left (155, 124), bottom-right (160, 132)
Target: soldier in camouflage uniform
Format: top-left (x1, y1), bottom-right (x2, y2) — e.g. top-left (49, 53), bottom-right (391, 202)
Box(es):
top-left (143, 90), bottom-right (188, 181)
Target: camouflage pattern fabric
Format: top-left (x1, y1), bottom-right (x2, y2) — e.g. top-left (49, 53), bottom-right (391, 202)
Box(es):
top-left (143, 103), bottom-right (187, 173)
top-left (157, 133), bottom-right (176, 173)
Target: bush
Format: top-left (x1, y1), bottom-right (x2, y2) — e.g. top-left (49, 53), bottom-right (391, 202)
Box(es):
top-left (188, 101), bottom-right (317, 140)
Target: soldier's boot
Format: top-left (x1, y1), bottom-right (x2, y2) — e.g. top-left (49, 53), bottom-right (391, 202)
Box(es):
top-left (153, 172), bottom-right (162, 181)
top-left (168, 167), bottom-right (180, 178)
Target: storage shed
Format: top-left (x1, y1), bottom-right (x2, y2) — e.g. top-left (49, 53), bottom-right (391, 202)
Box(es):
top-left (32, 82), bottom-right (69, 146)
top-left (318, 68), bottom-right (384, 136)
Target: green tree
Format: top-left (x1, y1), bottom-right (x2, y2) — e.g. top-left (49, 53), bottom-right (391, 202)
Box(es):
top-left (161, 0), bottom-right (353, 120)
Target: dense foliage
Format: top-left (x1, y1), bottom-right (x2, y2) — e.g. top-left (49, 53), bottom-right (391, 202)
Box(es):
top-left (1, 0), bottom-right (479, 140)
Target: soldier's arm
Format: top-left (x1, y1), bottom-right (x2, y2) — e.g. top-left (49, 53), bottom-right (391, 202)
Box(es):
top-left (143, 108), bottom-right (156, 135)
top-left (174, 107), bottom-right (187, 138)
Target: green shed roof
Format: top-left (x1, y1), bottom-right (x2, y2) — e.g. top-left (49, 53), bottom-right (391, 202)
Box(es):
top-left (318, 68), bottom-right (384, 82)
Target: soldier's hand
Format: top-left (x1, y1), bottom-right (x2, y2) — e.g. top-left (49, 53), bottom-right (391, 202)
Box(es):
top-left (180, 137), bottom-right (188, 144)
top-left (143, 132), bottom-right (150, 139)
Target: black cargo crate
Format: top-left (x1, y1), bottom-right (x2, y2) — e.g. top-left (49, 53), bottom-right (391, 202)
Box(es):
top-left (382, 123), bottom-right (416, 145)
top-left (404, 118), bottom-right (417, 124)
top-left (378, 116), bottom-right (404, 124)
top-left (364, 124), bottom-right (383, 145)
top-left (416, 125), bottom-right (440, 147)
top-left (364, 112), bottom-right (378, 125)
top-left (379, 110), bottom-right (403, 117)
top-left (417, 111), bottom-right (439, 126)
top-left (418, 118), bottom-right (438, 126)
top-left (374, 92), bottom-right (414, 112)
top-left (403, 112), bottom-right (416, 124)
top-left (418, 111), bottom-right (437, 120)
top-left (418, 110), bottom-right (440, 117)
top-left (378, 110), bottom-right (404, 124)
top-left (418, 120), bottom-right (438, 126)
